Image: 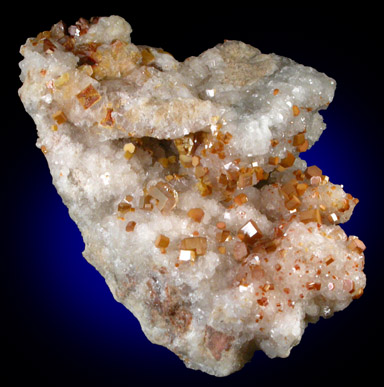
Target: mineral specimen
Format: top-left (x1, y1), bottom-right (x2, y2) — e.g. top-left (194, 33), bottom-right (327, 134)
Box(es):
top-left (18, 16), bottom-right (366, 376)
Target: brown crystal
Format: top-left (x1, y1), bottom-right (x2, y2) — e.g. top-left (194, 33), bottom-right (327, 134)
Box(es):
top-left (196, 179), bottom-right (213, 197)
top-left (139, 194), bottom-right (153, 211)
top-left (327, 212), bottom-right (339, 223)
top-left (125, 221), bottom-right (136, 232)
top-left (233, 242), bottom-right (249, 262)
top-left (216, 230), bottom-right (231, 243)
top-left (180, 237), bottom-right (207, 256)
top-left (293, 133), bottom-right (305, 146)
top-left (238, 220), bottom-right (263, 245)
top-left (280, 151), bottom-right (295, 168)
top-left (76, 84), bottom-right (101, 109)
top-left (292, 105), bottom-right (300, 116)
top-left (188, 208), bottom-right (205, 223)
top-left (155, 234), bottom-right (170, 249)
top-left (348, 237), bottom-right (366, 253)
top-left (234, 193), bottom-right (248, 206)
top-left (118, 201), bottom-right (133, 214)
top-left (148, 182), bottom-right (178, 214)
top-left (195, 166), bottom-right (209, 178)
top-left (238, 169), bottom-right (257, 188)
top-left (305, 165), bottom-right (322, 179)
top-left (43, 38), bottom-right (56, 53)
top-left (100, 108), bottom-right (115, 127)
top-left (296, 139), bottom-right (309, 152)
top-left (268, 156), bottom-right (280, 166)
top-left (179, 249), bottom-right (197, 262)
top-left (140, 47), bottom-right (155, 65)
top-left (281, 180), bottom-right (298, 197)
top-left (296, 183), bottom-right (308, 196)
top-left (306, 282), bottom-right (321, 291)
top-left (192, 156), bottom-right (200, 167)
top-left (299, 208), bottom-right (322, 224)
top-left (285, 195), bottom-right (301, 211)
top-left (52, 110), bottom-right (67, 125)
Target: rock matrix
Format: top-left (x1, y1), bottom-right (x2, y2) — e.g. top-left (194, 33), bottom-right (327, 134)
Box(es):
top-left (19, 16), bottom-right (366, 376)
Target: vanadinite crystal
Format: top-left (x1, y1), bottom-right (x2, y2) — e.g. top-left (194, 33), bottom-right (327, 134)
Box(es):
top-left (18, 16), bottom-right (366, 376)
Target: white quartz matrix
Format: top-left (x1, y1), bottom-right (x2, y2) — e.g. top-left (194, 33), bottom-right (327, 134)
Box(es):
top-left (19, 16), bottom-right (366, 376)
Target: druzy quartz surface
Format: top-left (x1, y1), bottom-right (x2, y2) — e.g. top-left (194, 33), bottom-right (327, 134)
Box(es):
top-left (18, 16), bottom-right (366, 376)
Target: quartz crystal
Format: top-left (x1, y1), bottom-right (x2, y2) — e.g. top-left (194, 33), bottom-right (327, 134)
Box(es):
top-left (18, 16), bottom-right (366, 376)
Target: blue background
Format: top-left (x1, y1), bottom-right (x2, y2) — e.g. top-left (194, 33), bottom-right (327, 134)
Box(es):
top-left (4, 5), bottom-right (382, 385)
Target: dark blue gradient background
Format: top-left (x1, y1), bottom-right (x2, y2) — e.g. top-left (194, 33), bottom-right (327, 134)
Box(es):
top-left (4, 6), bottom-right (382, 386)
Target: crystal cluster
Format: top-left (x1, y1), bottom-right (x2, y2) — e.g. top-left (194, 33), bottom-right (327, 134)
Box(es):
top-left (18, 16), bottom-right (366, 376)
